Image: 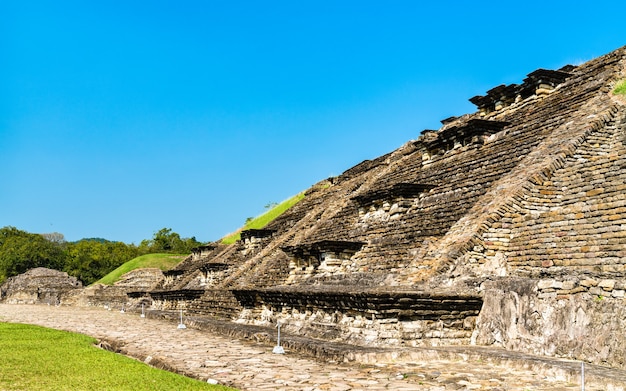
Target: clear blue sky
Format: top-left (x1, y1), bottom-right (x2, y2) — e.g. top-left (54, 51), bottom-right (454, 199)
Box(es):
top-left (2, 1), bottom-right (625, 244)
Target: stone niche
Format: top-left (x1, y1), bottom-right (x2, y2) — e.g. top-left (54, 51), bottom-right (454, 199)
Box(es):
top-left (239, 229), bottom-right (276, 255)
top-left (240, 229), bottom-right (275, 243)
top-left (470, 67), bottom-right (573, 115)
top-left (191, 244), bottom-right (218, 261)
top-left (282, 240), bottom-right (366, 277)
top-left (520, 68), bottom-right (572, 97)
top-left (470, 84), bottom-right (520, 116)
top-left (352, 183), bottom-right (436, 221)
top-left (197, 262), bottom-right (229, 287)
top-left (0, 268), bottom-right (82, 305)
top-left (419, 119), bottom-right (510, 160)
top-left (161, 269), bottom-right (185, 289)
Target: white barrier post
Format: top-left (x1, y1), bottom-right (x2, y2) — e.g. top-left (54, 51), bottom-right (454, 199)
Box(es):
top-left (177, 309), bottom-right (187, 329)
top-left (272, 322), bottom-right (285, 354)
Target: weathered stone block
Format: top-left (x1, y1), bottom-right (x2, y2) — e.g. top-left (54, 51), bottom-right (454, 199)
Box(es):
top-left (537, 279), bottom-right (562, 290)
top-left (463, 316), bottom-right (477, 330)
top-left (561, 280), bottom-right (577, 290)
top-left (589, 287), bottom-right (605, 296)
top-left (538, 291), bottom-right (557, 300)
top-left (599, 279), bottom-right (616, 291)
top-left (557, 287), bottom-right (586, 295)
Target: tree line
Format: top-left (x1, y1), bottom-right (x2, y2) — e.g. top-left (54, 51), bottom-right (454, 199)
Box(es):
top-left (0, 226), bottom-right (204, 286)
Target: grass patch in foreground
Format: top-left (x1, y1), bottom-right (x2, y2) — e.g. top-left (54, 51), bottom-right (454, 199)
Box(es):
top-left (0, 323), bottom-right (234, 391)
top-left (95, 253), bottom-right (187, 285)
top-left (614, 79), bottom-right (626, 96)
top-left (221, 192), bottom-right (305, 244)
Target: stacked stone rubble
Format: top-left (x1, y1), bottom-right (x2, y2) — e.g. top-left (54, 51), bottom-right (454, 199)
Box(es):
top-left (0, 268), bottom-right (82, 304)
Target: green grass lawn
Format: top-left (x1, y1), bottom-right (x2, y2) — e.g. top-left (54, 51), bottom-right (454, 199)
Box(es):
top-left (614, 79), bottom-right (626, 96)
top-left (0, 322), bottom-right (235, 391)
top-left (95, 253), bottom-right (187, 285)
top-left (221, 192), bottom-right (305, 244)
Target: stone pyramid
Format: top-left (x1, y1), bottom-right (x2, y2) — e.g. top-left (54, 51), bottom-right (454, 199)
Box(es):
top-left (138, 46), bottom-right (626, 367)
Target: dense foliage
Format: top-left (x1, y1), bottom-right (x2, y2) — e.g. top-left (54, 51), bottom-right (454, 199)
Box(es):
top-left (137, 227), bottom-right (202, 254)
top-left (0, 226), bottom-right (204, 285)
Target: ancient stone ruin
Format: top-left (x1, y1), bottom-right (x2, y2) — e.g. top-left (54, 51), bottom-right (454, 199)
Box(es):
top-left (0, 268), bottom-right (82, 304)
top-left (4, 46), bottom-right (626, 371)
top-left (134, 46), bottom-right (626, 367)
top-left (61, 268), bottom-right (164, 308)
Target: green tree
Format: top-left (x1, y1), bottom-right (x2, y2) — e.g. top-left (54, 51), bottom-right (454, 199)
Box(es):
top-left (63, 240), bottom-right (103, 285)
top-left (0, 226), bottom-right (30, 246)
top-left (153, 228), bottom-right (180, 252)
top-left (0, 231), bottom-right (66, 283)
top-left (64, 239), bottom-right (139, 285)
top-left (183, 236), bottom-right (202, 253)
top-left (140, 228), bottom-right (203, 254)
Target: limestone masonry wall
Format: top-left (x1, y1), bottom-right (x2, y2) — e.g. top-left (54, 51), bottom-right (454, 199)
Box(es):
top-left (474, 277), bottom-right (626, 367)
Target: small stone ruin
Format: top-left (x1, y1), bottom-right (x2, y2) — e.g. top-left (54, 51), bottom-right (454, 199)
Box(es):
top-left (60, 268), bottom-right (165, 309)
top-left (0, 268), bottom-right (82, 305)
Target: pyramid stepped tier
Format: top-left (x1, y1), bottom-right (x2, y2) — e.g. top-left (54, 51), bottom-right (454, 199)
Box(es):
top-left (232, 288), bottom-right (483, 345)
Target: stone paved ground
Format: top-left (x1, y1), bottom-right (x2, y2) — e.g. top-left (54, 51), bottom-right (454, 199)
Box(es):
top-left (1, 304), bottom-right (624, 390)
